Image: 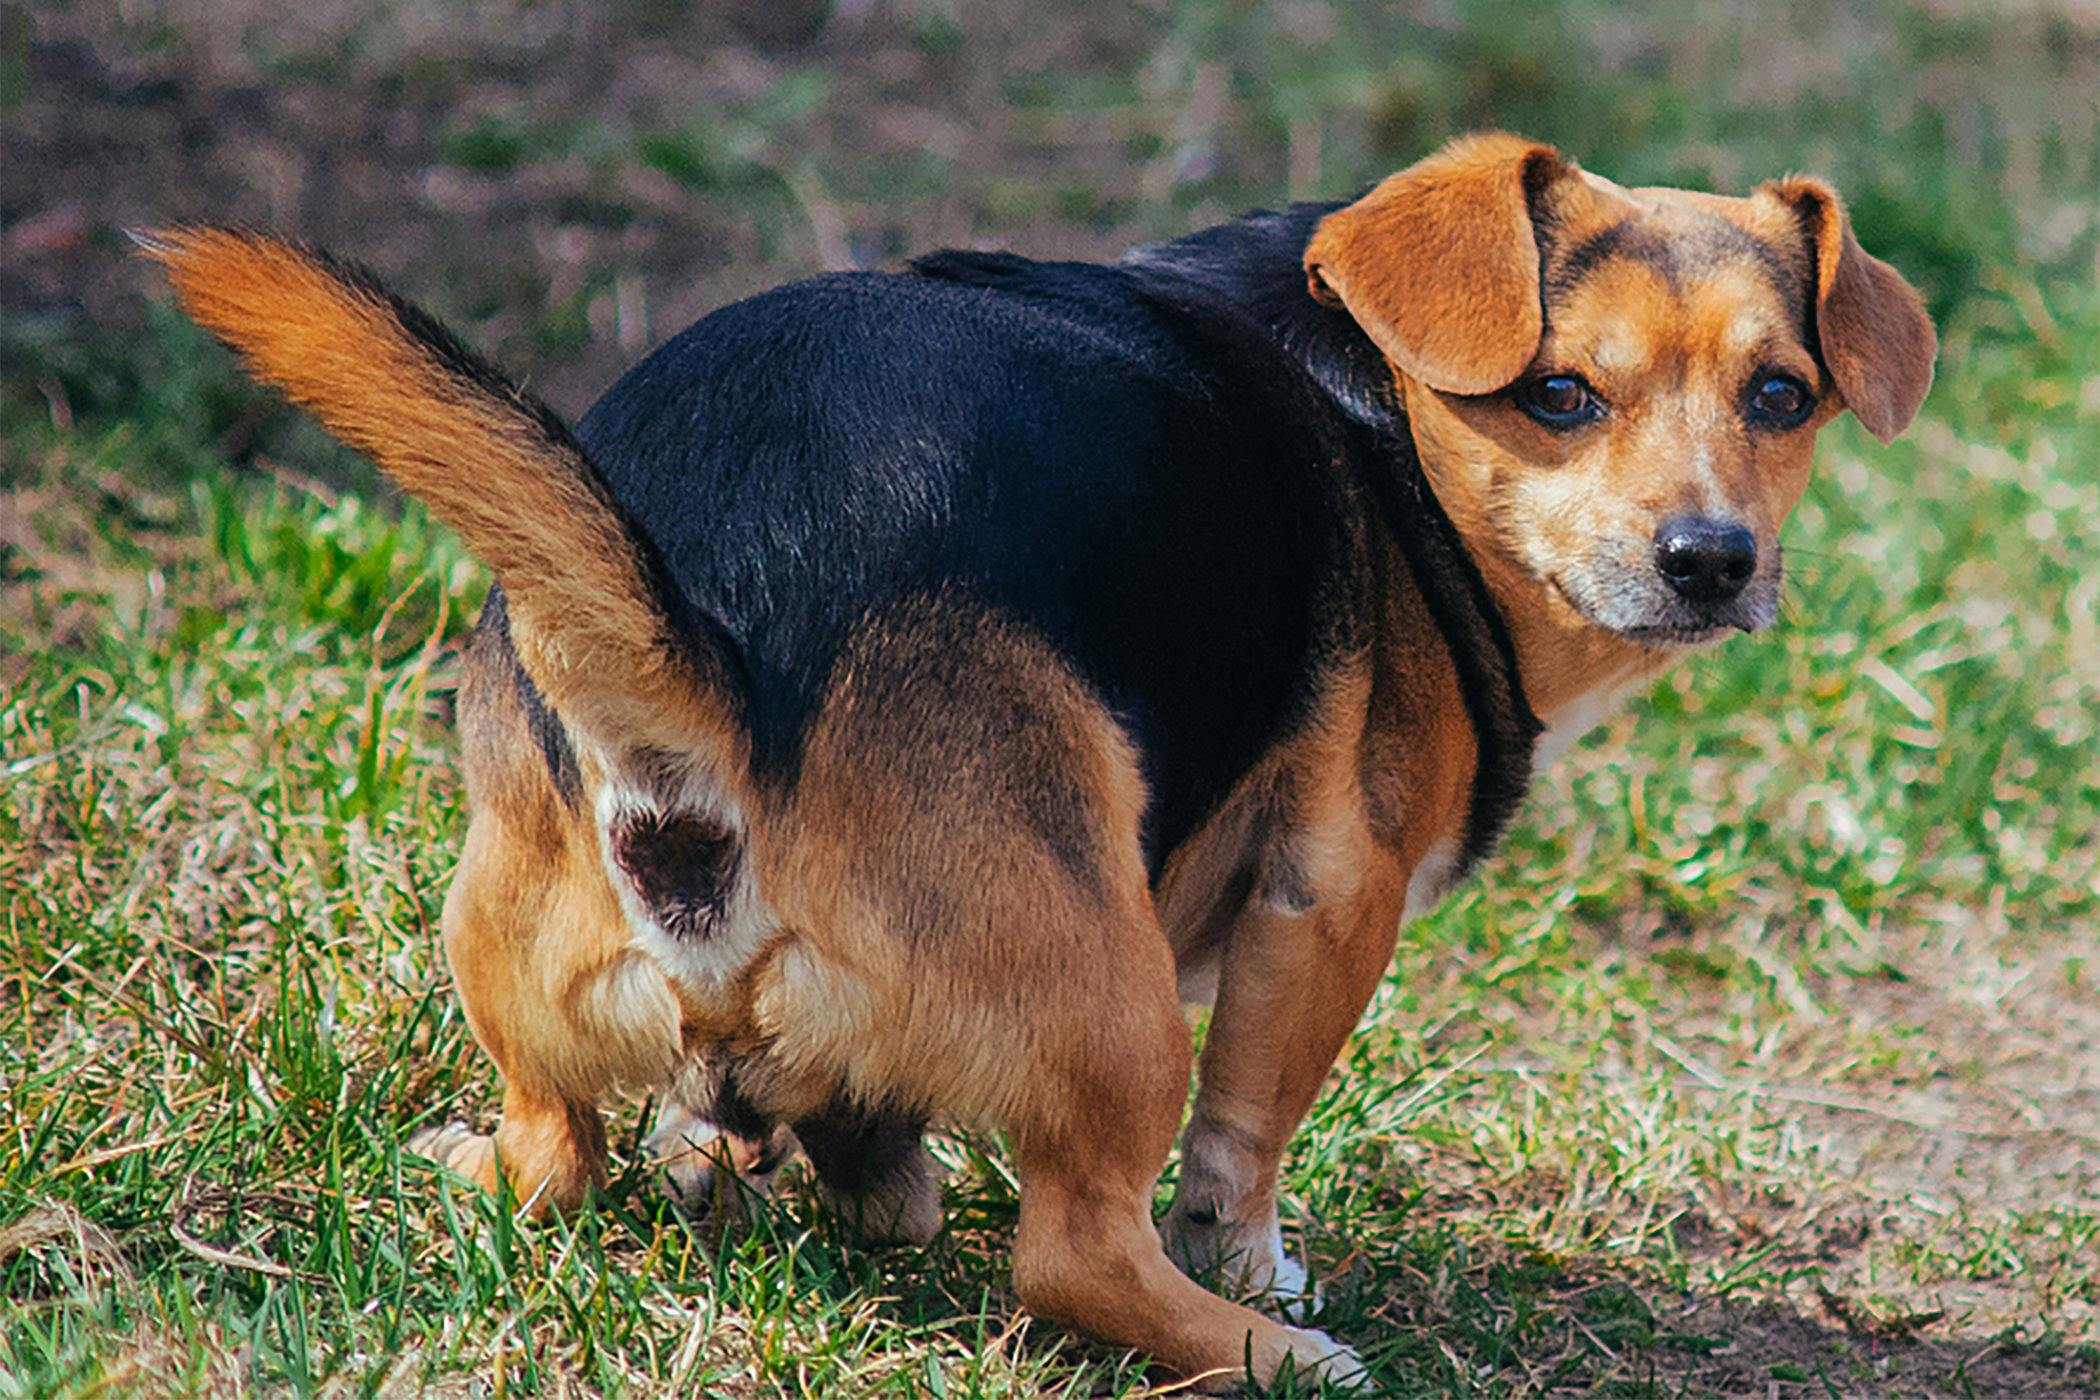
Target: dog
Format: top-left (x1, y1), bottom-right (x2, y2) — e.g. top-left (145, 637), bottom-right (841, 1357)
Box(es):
top-left (147, 131), bottom-right (1935, 1390)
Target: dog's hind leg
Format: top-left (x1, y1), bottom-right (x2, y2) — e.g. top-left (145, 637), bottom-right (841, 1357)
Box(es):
top-left (413, 1093), bottom-right (608, 1213)
top-left (413, 809), bottom-right (682, 1212)
top-left (779, 602), bottom-right (1361, 1387)
top-left (410, 614), bottom-right (684, 1214)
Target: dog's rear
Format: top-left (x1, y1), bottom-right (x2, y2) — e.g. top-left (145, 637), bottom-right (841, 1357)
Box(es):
top-left (145, 228), bottom-right (763, 1200)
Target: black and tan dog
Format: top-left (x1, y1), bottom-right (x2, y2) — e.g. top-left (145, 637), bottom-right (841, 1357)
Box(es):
top-left (148, 132), bottom-right (1934, 1389)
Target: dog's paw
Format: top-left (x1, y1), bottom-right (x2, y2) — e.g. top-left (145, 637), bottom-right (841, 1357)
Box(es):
top-left (1276, 1327), bottom-right (1367, 1390)
top-left (1162, 1202), bottom-right (1311, 1307)
top-left (646, 1105), bottom-right (793, 1226)
top-left (407, 1121), bottom-right (498, 1191)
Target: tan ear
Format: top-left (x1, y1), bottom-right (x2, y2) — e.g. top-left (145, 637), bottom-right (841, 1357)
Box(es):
top-left (1758, 176), bottom-right (1937, 442)
top-left (1303, 132), bottom-right (1570, 395)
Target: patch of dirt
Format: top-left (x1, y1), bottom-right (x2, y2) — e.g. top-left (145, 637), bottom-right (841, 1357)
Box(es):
top-left (3, 0), bottom-right (1191, 417)
top-left (1659, 1295), bottom-right (2100, 1398)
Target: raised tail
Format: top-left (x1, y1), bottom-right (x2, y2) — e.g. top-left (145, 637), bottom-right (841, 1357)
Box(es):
top-left (143, 227), bottom-right (746, 770)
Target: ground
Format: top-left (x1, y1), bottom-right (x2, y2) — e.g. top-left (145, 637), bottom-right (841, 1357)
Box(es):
top-left (4, 0), bottom-right (2100, 1394)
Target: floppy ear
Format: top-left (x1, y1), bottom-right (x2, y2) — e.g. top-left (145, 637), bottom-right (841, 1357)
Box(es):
top-left (1758, 176), bottom-right (1937, 442)
top-left (1303, 132), bottom-right (1570, 395)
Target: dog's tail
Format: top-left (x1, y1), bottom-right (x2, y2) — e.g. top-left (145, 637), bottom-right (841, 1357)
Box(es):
top-left (143, 227), bottom-right (746, 771)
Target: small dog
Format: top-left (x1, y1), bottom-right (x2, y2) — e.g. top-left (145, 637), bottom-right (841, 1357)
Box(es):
top-left (149, 132), bottom-right (1934, 1390)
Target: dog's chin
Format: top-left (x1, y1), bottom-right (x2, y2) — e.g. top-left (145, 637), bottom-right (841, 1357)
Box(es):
top-left (1609, 620), bottom-right (1734, 648)
top-left (1552, 574), bottom-right (1777, 651)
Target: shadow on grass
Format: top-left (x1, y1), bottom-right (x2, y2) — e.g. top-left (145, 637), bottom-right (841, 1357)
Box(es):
top-left (597, 1148), bottom-right (2100, 1397)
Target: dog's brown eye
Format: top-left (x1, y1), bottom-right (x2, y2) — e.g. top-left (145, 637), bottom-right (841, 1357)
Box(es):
top-left (1517, 374), bottom-right (1601, 429)
top-left (1748, 373), bottom-right (1814, 427)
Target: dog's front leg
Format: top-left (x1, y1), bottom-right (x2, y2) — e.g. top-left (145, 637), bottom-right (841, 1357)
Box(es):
top-left (1163, 857), bottom-right (1409, 1300)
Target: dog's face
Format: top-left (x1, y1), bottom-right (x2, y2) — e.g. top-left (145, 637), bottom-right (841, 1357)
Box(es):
top-left (1307, 135), bottom-right (1936, 650)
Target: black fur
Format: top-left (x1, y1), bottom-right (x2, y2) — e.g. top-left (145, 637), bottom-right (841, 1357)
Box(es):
top-left (484, 203), bottom-right (1539, 883)
top-left (608, 807), bottom-right (741, 941)
top-left (1358, 431), bottom-right (1541, 870)
top-left (481, 588), bottom-right (580, 806)
top-left (701, 1059), bottom-right (775, 1146)
top-left (571, 238), bottom-right (1365, 868)
top-left (1123, 201), bottom-right (1401, 427)
top-left (1551, 221), bottom-right (1685, 295)
top-left (792, 1098), bottom-right (929, 1203)
top-left (1542, 215), bottom-right (1802, 328)
top-left (1132, 206), bottom-right (1537, 873)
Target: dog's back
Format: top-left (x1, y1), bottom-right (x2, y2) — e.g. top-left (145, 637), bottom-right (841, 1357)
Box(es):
top-left (562, 255), bottom-right (1362, 860)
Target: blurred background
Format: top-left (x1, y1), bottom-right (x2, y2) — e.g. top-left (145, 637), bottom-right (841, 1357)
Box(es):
top-left (6, 2), bottom-right (2100, 1395)
top-left (6, 0), bottom-right (2094, 421)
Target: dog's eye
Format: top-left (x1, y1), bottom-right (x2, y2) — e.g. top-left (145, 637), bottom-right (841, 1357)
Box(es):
top-left (1747, 373), bottom-right (1815, 428)
top-left (1516, 374), bottom-right (1602, 429)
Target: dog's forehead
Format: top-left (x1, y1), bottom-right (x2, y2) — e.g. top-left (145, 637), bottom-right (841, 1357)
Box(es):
top-left (1627, 184), bottom-right (1798, 237)
top-left (1544, 177), bottom-right (1813, 331)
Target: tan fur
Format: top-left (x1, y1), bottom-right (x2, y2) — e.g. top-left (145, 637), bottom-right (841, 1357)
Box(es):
top-left (1754, 177), bottom-right (1939, 441)
top-left (140, 228), bottom-right (745, 768)
top-left (1304, 132), bottom-right (1575, 394)
top-left (1326, 142), bottom-right (1936, 728)
top-left (148, 135), bottom-right (1933, 1392)
top-left (409, 622), bottom-right (687, 1210)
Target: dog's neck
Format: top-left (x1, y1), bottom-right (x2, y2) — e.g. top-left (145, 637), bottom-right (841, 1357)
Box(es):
top-left (1131, 205), bottom-right (1670, 729)
top-left (1128, 202), bottom-right (1402, 426)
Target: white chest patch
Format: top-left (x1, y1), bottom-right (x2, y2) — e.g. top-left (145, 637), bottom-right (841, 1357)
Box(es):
top-left (1533, 674), bottom-right (1649, 771)
top-left (1402, 836), bottom-right (1462, 923)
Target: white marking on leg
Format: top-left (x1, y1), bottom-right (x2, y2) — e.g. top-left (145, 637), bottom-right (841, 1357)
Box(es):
top-left (1165, 1118), bottom-right (1307, 1302)
top-left (1282, 1328), bottom-right (1368, 1388)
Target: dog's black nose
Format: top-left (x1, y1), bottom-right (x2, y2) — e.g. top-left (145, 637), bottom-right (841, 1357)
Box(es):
top-left (1654, 517), bottom-right (1756, 603)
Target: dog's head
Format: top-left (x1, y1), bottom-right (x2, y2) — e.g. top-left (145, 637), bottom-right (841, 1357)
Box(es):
top-left (1306, 133), bottom-right (1936, 649)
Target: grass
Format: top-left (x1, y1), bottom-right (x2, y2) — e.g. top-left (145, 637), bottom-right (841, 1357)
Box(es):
top-left (6, 0), bottom-right (2100, 1394)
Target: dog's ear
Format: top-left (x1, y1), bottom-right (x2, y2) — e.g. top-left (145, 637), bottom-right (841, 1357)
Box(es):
top-left (1757, 176), bottom-right (1937, 442)
top-left (1304, 132), bottom-right (1572, 395)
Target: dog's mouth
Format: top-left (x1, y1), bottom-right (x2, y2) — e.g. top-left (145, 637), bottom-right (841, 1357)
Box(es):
top-left (1547, 567), bottom-right (1777, 649)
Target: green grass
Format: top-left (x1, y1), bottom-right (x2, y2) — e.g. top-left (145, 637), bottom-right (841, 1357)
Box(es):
top-left (7, 1), bottom-right (2100, 1395)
